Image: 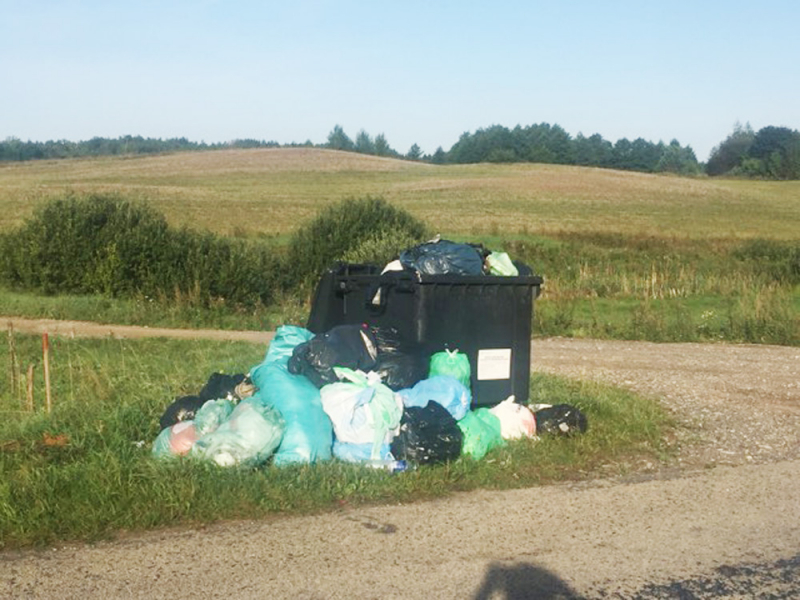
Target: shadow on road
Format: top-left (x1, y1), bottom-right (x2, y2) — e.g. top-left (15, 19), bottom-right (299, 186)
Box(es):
top-left (474, 561), bottom-right (580, 599)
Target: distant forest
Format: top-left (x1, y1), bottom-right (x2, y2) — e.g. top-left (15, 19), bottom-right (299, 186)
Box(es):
top-left (2, 121), bottom-right (799, 179)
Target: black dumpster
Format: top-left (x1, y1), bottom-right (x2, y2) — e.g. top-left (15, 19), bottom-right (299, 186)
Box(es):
top-left (307, 264), bottom-right (543, 407)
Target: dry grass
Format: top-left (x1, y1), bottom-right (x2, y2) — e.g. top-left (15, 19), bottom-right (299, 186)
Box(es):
top-left (1, 148), bottom-right (798, 240)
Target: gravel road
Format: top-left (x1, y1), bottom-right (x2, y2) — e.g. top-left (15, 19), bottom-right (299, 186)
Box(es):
top-left (2, 320), bottom-right (799, 598)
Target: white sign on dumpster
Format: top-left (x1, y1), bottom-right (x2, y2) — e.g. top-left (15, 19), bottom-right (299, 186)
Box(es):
top-left (477, 348), bottom-right (512, 380)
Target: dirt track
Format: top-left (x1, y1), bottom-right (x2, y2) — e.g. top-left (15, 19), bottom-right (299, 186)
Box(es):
top-left (2, 318), bottom-right (799, 598)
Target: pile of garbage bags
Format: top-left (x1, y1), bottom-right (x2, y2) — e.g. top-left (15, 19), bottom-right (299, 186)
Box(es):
top-left (152, 321), bottom-right (588, 469)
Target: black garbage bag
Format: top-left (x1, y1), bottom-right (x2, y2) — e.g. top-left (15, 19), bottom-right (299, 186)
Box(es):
top-left (534, 404), bottom-right (588, 436)
top-left (159, 372), bottom-right (250, 430)
top-left (199, 372), bottom-right (247, 402)
top-left (370, 325), bottom-right (430, 391)
top-left (390, 401), bottom-right (463, 465)
top-left (159, 395), bottom-right (205, 431)
top-left (399, 239), bottom-right (487, 276)
top-left (288, 324), bottom-right (379, 388)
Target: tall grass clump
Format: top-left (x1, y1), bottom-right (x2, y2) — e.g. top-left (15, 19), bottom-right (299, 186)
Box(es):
top-left (0, 193), bottom-right (283, 309)
top-left (285, 196), bottom-right (429, 289)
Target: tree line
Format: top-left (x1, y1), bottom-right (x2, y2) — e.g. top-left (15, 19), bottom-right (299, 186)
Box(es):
top-left (2, 122), bottom-right (798, 179)
top-left (0, 135), bottom-right (310, 162)
top-left (706, 122), bottom-right (800, 180)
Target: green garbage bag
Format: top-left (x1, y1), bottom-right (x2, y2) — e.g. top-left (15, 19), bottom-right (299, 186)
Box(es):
top-left (486, 251), bottom-right (519, 276)
top-left (429, 349), bottom-right (471, 389)
top-left (458, 408), bottom-right (505, 460)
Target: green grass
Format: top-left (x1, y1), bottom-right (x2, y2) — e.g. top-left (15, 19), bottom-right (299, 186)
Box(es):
top-left (0, 334), bottom-right (672, 549)
top-left (2, 229), bottom-right (796, 344)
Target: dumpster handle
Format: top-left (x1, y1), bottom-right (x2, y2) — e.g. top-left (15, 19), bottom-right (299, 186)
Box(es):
top-left (365, 276), bottom-right (415, 313)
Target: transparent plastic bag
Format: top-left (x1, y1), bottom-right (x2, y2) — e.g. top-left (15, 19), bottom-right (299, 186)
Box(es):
top-left (152, 421), bottom-right (199, 458)
top-left (320, 368), bottom-right (403, 460)
top-left (194, 398), bottom-right (235, 437)
top-left (486, 251), bottom-right (519, 276)
top-left (191, 399), bottom-right (285, 467)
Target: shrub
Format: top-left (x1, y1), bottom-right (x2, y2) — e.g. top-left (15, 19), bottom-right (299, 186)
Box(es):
top-left (339, 229), bottom-right (426, 266)
top-left (285, 196), bottom-right (429, 287)
top-left (0, 193), bottom-right (282, 308)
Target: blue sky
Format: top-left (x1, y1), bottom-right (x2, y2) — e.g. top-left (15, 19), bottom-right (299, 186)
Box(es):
top-left (2, 0), bottom-right (799, 161)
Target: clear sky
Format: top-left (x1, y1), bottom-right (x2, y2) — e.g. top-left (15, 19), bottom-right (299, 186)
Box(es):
top-left (2, 0), bottom-right (799, 162)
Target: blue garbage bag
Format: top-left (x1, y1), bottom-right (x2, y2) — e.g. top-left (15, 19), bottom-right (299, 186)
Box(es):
top-left (397, 375), bottom-right (471, 421)
top-left (250, 325), bottom-right (333, 466)
top-left (333, 440), bottom-right (393, 463)
top-left (260, 325), bottom-right (315, 366)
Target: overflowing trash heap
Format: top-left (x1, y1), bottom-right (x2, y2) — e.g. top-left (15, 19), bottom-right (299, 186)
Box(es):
top-left (152, 239), bottom-right (587, 470)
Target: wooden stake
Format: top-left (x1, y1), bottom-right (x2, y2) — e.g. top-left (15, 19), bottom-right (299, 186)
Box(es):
top-left (43, 332), bottom-right (52, 414)
top-left (8, 323), bottom-right (18, 402)
top-left (26, 364), bottom-right (35, 412)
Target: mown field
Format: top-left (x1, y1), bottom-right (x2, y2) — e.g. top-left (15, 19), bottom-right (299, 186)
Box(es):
top-left (2, 147), bottom-right (799, 240)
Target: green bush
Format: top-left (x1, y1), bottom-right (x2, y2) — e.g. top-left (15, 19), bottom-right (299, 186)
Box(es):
top-left (286, 196), bottom-right (429, 287)
top-left (339, 228), bottom-right (426, 266)
top-left (0, 193), bottom-right (282, 308)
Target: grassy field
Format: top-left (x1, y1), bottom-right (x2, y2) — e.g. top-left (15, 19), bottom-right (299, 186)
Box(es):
top-left (2, 147), bottom-right (799, 240)
top-left (0, 333), bottom-right (670, 549)
top-left (0, 148), bottom-right (797, 344)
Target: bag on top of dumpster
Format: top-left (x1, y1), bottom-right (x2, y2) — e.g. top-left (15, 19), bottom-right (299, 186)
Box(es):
top-left (486, 251), bottom-right (520, 276)
top-left (458, 408), bottom-right (505, 460)
top-left (319, 368), bottom-right (403, 460)
top-left (191, 398), bottom-right (284, 467)
top-left (152, 420), bottom-right (199, 458)
top-left (333, 440), bottom-right (393, 463)
top-left (288, 324), bottom-right (379, 388)
top-left (428, 349), bottom-right (471, 389)
top-left (390, 401), bottom-right (463, 465)
top-left (399, 238), bottom-right (486, 276)
top-left (250, 326), bottom-right (333, 466)
top-left (488, 396), bottom-right (537, 439)
top-left (534, 404), bottom-right (588, 436)
top-left (371, 325), bottom-right (430, 391)
top-left (397, 375), bottom-right (471, 421)
top-left (193, 398), bottom-right (235, 437)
